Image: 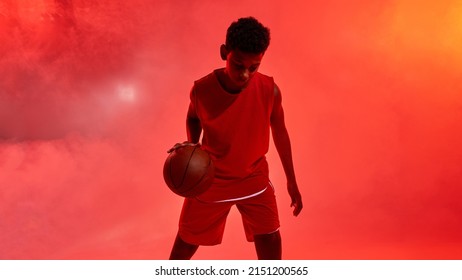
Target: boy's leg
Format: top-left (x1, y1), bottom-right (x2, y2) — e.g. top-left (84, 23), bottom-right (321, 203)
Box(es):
top-left (236, 185), bottom-right (281, 259)
top-left (171, 197), bottom-right (231, 259)
top-left (169, 233), bottom-right (199, 260)
top-left (254, 230), bottom-right (282, 260)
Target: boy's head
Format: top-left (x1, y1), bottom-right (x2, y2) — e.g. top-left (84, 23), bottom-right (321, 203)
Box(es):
top-left (220, 17), bottom-right (270, 91)
top-left (224, 17), bottom-right (270, 54)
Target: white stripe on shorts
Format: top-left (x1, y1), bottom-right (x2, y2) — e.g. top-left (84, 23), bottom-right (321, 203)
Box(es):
top-left (212, 187), bottom-right (268, 203)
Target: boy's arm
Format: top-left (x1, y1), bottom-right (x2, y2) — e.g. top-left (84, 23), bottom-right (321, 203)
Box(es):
top-left (270, 83), bottom-right (303, 216)
top-left (186, 99), bottom-right (202, 143)
top-left (167, 89), bottom-right (202, 153)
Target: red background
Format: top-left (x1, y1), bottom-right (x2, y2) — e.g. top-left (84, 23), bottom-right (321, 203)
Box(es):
top-left (1, 0), bottom-right (461, 259)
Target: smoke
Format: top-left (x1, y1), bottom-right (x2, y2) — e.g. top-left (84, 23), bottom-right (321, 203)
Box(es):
top-left (1, 1), bottom-right (147, 140)
top-left (0, 0), bottom-right (188, 259)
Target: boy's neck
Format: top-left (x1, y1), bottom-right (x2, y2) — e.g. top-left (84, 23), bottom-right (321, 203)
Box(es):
top-left (215, 68), bottom-right (242, 94)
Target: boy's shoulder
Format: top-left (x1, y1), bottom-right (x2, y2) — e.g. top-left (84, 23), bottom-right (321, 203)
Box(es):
top-left (194, 69), bottom-right (273, 86)
top-left (255, 71), bottom-right (274, 83)
top-left (192, 70), bottom-right (274, 98)
top-left (192, 70), bottom-right (218, 94)
top-left (194, 70), bottom-right (217, 85)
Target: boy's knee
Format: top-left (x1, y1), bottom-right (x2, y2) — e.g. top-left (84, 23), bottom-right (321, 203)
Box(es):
top-left (254, 230), bottom-right (282, 260)
top-left (254, 230), bottom-right (281, 245)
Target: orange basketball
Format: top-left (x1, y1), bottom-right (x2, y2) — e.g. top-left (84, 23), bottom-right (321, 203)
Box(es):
top-left (163, 144), bottom-right (215, 197)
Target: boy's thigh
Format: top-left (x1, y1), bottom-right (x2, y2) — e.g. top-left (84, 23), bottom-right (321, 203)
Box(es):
top-left (236, 186), bottom-right (280, 242)
top-left (179, 197), bottom-right (233, 245)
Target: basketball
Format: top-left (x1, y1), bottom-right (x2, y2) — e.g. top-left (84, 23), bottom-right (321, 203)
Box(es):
top-left (163, 144), bottom-right (215, 197)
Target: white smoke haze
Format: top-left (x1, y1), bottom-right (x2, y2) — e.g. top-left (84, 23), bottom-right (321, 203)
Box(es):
top-left (0, 0), bottom-right (190, 259)
top-left (2, 1), bottom-right (151, 140)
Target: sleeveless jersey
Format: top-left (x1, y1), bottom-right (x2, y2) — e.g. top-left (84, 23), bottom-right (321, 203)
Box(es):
top-left (191, 69), bottom-right (275, 202)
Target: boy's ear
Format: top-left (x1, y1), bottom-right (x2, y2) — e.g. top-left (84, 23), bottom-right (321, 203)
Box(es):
top-left (220, 44), bottom-right (228, 61)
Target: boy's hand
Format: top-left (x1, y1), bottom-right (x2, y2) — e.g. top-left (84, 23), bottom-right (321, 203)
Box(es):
top-left (288, 182), bottom-right (303, 216)
top-left (167, 141), bottom-right (199, 153)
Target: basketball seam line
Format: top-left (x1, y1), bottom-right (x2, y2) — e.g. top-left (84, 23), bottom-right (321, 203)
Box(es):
top-left (178, 145), bottom-right (197, 188)
top-left (182, 155), bottom-right (212, 196)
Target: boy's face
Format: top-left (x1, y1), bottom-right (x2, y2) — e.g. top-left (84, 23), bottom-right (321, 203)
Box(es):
top-left (222, 46), bottom-right (264, 91)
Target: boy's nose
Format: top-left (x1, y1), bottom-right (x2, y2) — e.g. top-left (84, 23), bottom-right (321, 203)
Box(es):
top-left (240, 70), bottom-right (250, 80)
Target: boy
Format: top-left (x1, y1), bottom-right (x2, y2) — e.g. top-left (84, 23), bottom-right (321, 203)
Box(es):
top-left (169, 17), bottom-right (302, 260)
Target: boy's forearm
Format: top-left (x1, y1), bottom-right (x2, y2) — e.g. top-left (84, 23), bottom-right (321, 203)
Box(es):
top-left (187, 117), bottom-right (202, 143)
top-left (272, 128), bottom-right (297, 185)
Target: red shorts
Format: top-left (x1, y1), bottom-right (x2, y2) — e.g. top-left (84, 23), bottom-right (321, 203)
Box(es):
top-left (178, 184), bottom-right (280, 245)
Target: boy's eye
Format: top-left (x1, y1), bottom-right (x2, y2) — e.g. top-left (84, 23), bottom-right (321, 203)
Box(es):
top-left (234, 63), bottom-right (245, 69)
top-left (233, 63), bottom-right (258, 73)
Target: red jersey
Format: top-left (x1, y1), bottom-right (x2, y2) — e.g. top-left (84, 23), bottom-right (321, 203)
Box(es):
top-left (191, 69), bottom-right (275, 202)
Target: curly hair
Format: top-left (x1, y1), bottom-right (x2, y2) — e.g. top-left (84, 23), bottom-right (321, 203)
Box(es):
top-left (225, 17), bottom-right (270, 54)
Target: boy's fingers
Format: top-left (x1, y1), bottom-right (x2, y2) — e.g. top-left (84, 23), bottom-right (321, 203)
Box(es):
top-left (167, 143), bottom-right (182, 153)
top-left (167, 141), bottom-right (199, 153)
top-left (291, 198), bottom-right (303, 216)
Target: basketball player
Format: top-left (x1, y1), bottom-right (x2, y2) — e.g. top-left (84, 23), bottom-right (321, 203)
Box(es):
top-left (169, 17), bottom-right (303, 260)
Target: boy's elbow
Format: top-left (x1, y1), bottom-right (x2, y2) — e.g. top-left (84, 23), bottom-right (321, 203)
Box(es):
top-left (271, 120), bottom-right (288, 134)
top-left (272, 125), bottom-right (289, 143)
